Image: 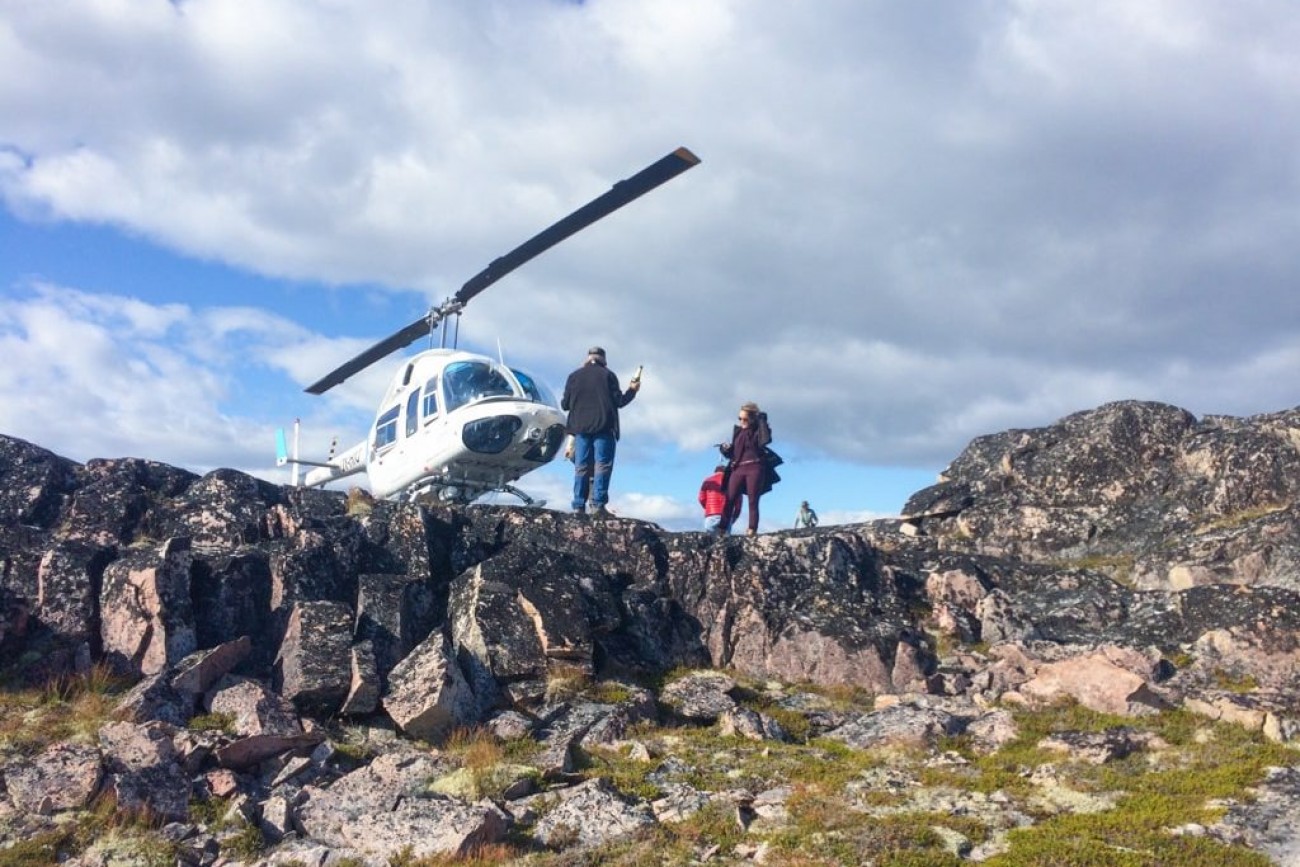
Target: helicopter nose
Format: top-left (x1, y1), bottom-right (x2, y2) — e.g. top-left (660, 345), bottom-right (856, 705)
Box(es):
top-left (462, 416), bottom-right (522, 454)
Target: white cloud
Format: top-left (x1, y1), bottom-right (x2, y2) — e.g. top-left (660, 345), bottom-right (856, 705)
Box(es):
top-left (0, 284), bottom-right (303, 474)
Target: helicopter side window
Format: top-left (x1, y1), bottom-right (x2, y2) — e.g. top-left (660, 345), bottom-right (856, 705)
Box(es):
top-left (422, 376), bottom-right (439, 421)
top-left (373, 405), bottom-right (400, 450)
top-left (404, 390), bottom-right (420, 438)
top-left (442, 361), bottom-right (515, 412)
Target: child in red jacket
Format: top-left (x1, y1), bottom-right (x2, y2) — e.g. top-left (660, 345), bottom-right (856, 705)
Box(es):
top-left (698, 464), bottom-right (730, 533)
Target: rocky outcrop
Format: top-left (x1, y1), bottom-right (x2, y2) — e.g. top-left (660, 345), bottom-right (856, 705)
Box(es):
top-left (1, 398), bottom-right (1299, 863)
top-left (904, 400), bottom-right (1300, 592)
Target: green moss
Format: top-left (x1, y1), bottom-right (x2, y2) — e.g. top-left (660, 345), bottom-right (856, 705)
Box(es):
top-left (188, 795), bottom-right (226, 828)
top-left (1210, 669), bottom-right (1260, 693)
top-left (331, 738), bottom-right (379, 767)
top-left (663, 799), bottom-right (747, 853)
top-left (1196, 504), bottom-right (1286, 534)
top-left (220, 818), bottom-right (266, 860)
top-left (762, 705), bottom-right (812, 743)
top-left (987, 811), bottom-right (1273, 866)
top-left (0, 828), bottom-right (75, 867)
top-left (791, 738), bottom-right (886, 790)
top-left (586, 680), bottom-right (635, 705)
top-left (186, 711), bottom-right (236, 733)
top-left (770, 800), bottom-right (965, 866)
top-left (1051, 554), bottom-right (1136, 587)
top-left (577, 745), bottom-right (663, 801)
top-left (788, 679), bottom-right (876, 710)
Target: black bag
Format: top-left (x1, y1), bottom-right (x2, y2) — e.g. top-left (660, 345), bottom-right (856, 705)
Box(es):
top-left (760, 447), bottom-right (782, 494)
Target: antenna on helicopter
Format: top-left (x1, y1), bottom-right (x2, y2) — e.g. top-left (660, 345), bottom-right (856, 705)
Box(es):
top-left (303, 146), bottom-right (701, 395)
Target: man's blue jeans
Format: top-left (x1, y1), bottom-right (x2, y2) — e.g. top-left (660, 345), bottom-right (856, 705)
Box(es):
top-left (572, 432), bottom-right (616, 510)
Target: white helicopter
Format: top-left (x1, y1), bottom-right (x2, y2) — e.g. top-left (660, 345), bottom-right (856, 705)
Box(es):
top-left (277, 147), bottom-right (700, 506)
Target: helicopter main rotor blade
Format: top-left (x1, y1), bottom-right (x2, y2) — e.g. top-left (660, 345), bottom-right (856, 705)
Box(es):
top-left (304, 315), bottom-right (434, 395)
top-left (454, 146), bottom-right (700, 305)
top-left (304, 146), bottom-right (700, 395)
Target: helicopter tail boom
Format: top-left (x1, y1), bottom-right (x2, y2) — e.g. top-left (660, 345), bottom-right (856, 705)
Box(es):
top-left (296, 439), bottom-right (368, 488)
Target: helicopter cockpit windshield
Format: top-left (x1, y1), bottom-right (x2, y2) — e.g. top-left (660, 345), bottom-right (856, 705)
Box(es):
top-left (441, 361), bottom-right (515, 412)
top-left (510, 368), bottom-right (559, 407)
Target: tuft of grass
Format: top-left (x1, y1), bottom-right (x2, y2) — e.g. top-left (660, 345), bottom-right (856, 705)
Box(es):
top-left (344, 486), bottom-right (376, 516)
top-left (544, 663), bottom-right (592, 703)
top-left (220, 818), bottom-right (267, 860)
top-left (586, 680), bottom-right (635, 705)
top-left (788, 680), bottom-right (876, 711)
top-left (0, 663), bottom-right (128, 758)
top-left (0, 791), bottom-right (180, 867)
top-left (386, 842), bottom-right (527, 866)
top-left (187, 711), bottom-right (236, 733)
top-left (0, 828), bottom-right (76, 867)
top-left (762, 705), bottom-right (812, 743)
top-left (330, 737), bottom-right (380, 768)
top-left (578, 744), bottom-right (663, 802)
top-left (445, 726), bottom-right (505, 772)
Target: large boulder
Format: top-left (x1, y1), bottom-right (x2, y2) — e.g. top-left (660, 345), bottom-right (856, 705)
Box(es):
top-left (382, 630), bottom-right (477, 741)
top-left (0, 435), bottom-right (79, 530)
top-left (99, 538), bottom-right (196, 678)
top-left (274, 600), bottom-right (354, 715)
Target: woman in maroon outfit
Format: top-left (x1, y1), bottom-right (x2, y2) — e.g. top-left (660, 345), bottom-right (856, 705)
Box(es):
top-left (719, 402), bottom-right (773, 536)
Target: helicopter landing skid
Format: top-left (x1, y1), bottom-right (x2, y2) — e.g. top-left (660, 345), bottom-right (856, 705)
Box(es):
top-left (405, 480), bottom-right (545, 509)
top-left (498, 485), bottom-right (545, 508)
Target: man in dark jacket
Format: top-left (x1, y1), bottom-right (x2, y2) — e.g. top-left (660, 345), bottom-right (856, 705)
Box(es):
top-left (562, 346), bottom-right (639, 517)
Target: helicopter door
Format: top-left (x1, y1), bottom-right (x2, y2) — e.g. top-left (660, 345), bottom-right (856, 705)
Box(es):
top-left (416, 374), bottom-right (449, 469)
top-left (386, 389), bottom-right (421, 471)
top-left (404, 390), bottom-right (421, 437)
top-left (376, 388), bottom-right (425, 485)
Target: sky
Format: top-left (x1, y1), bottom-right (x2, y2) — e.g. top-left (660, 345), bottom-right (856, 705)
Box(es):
top-left (2, 1), bottom-right (1298, 533)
